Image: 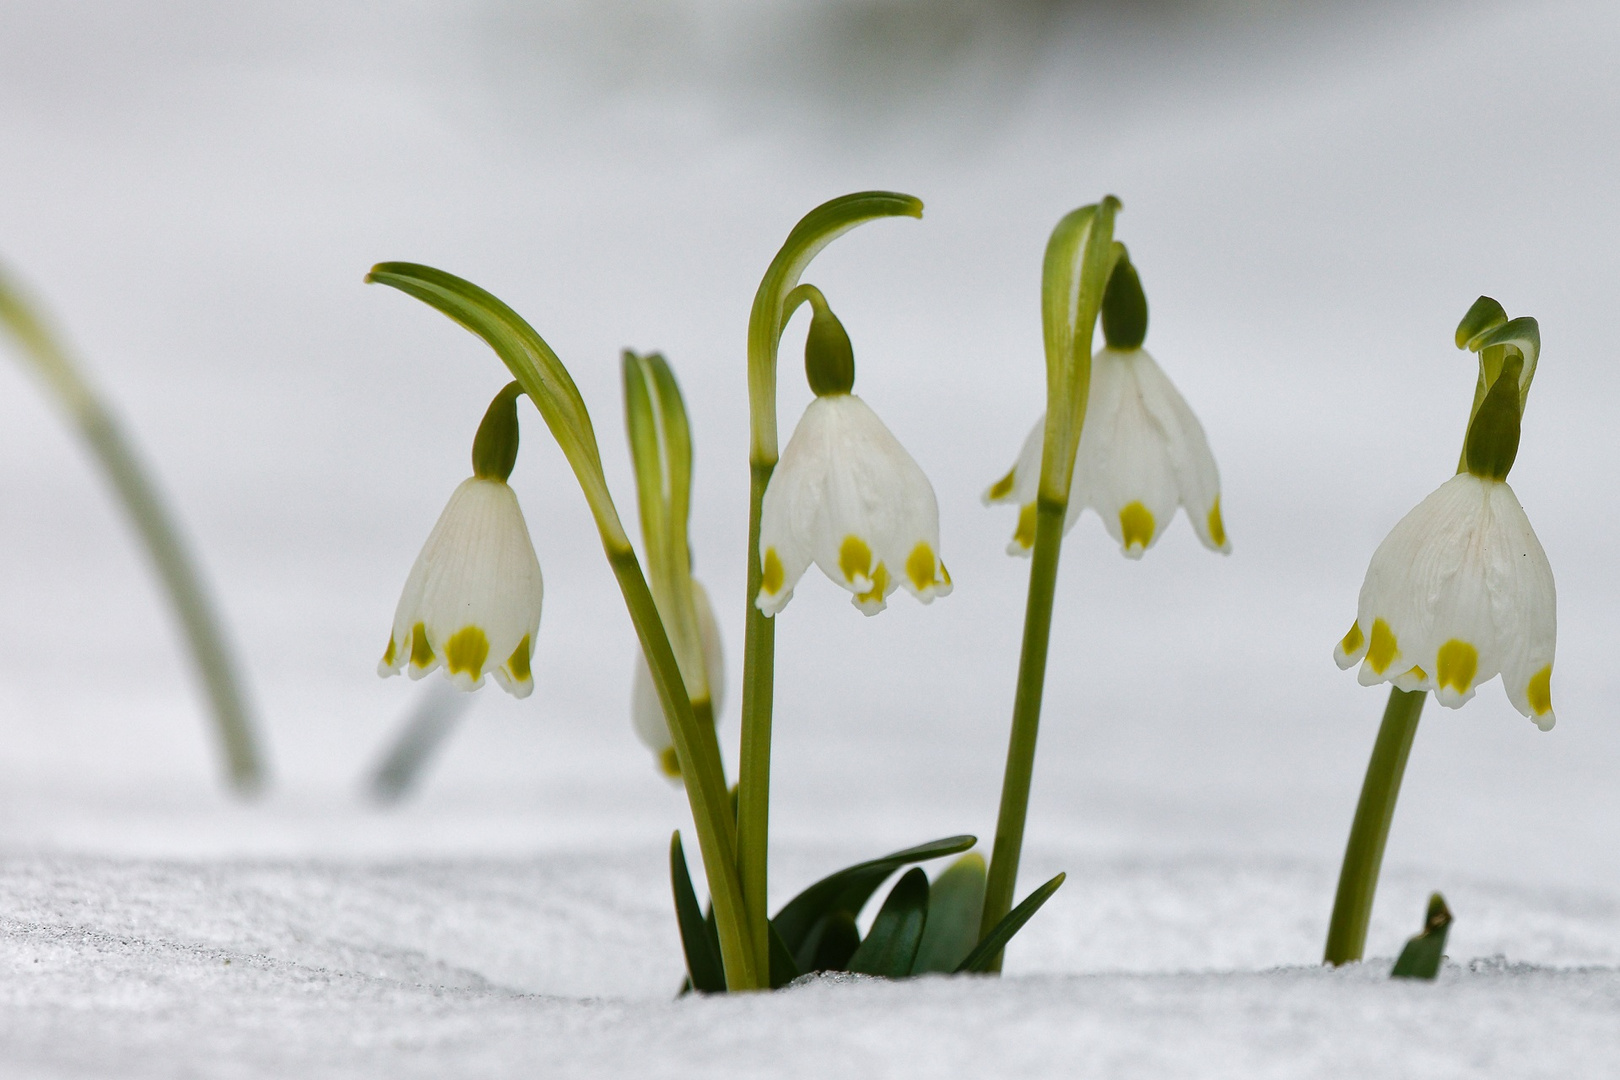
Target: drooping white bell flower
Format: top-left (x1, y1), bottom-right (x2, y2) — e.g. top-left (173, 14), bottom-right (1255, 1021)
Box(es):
top-left (758, 393), bottom-right (950, 616)
top-left (756, 294), bottom-right (951, 617)
top-left (985, 255), bottom-right (1228, 560)
top-left (380, 384), bottom-right (543, 697)
top-left (632, 579), bottom-right (725, 777)
top-left (379, 476), bottom-right (544, 697)
top-left (1333, 349), bottom-right (1556, 729)
top-left (985, 348), bottom-right (1229, 559)
top-left (1332, 471), bottom-right (1556, 729)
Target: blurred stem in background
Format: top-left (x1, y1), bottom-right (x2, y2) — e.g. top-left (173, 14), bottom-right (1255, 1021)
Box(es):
top-left (367, 680), bottom-right (474, 804)
top-left (0, 263), bottom-right (267, 795)
top-left (737, 192), bottom-right (924, 977)
top-left (980, 198), bottom-right (1120, 968)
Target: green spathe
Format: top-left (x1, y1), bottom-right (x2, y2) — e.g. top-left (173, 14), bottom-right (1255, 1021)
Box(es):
top-left (1100, 253), bottom-right (1148, 351)
top-left (803, 290), bottom-right (855, 396)
top-left (472, 382), bottom-right (523, 482)
top-left (1463, 355), bottom-right (1523, 481)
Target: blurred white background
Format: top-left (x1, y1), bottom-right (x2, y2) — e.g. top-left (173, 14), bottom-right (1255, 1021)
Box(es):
top-left (0, 0), bottom-right (1615, 930)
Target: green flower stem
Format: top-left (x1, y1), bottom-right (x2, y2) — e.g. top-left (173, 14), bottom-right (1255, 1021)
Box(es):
top-left (979, 498), bottom-right (1066, 970)
top-left (979, 198), bottom-right (1120, 970)
top-left (1324, 686), bottom-right (1426, 965)
top-left (736, 192), bottom-right (922, 980)
top-left (366, 262), bottom-right (760, 991)
top-left (0, 267), bottom-right (266, 794)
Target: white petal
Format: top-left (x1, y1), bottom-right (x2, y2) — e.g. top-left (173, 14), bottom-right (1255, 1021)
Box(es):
top-left (632, 579), bottom-right (727, 777)
top-left (1344, 472), bottom-right (1557, 721)
top-left (1071, 349), bottom-right (1180, 558)
top-left (381, 477), bottom-right (543, 698)
top-left (760, 394), bottom-right (947, 615)
top-left (987, 416), bottom-right (1045, 556)
top-left (1486, 482), bottom-right (1557, 727)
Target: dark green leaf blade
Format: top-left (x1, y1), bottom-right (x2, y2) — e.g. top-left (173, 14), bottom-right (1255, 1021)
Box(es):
top-left (955, 872), bottom-right (1066, 975)
top-left (847, 868), bottom-right (929, 978)
top-left (773, 835), bottom-right (975, 964)
top-left (670, 831), bottom-right (725, 994)
top-left (912, 853), bottom-right (987, 975)
top-left (1391, 892), bottom-right (1452, 980)
top-left (767, 921), bottom-right (803, 989)
top-left (794, 911), bottom-right (862, 974)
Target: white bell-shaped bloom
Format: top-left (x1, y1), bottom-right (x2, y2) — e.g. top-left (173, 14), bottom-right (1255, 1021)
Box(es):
top-left (1333, 471), bottom-right (1556, 729)
top-left (985, 347), bottom-right (1229, 559)
top-left (631, 580), bottom-right (725, 777)
top-left (757, 393), bottom-right (951, 617)
top-left (379, 476), bottom-right (544, 698)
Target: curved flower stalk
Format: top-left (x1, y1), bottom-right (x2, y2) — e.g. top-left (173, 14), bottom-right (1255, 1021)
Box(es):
top-left (1324, 297), bottom-right (1553, 966)
top-left (380, 383), bottom-right (543, 697)
top-left (755, 287), bottom-right (951, 617)
top-left (367, 263), bottom-right (761, 991)
top-left (986, 253), bottom-right (1228, 559)
top-left (0, 263), bottom-right (266, 795)
top-left (979, 198), bottom-right (1121, 966)
top-left (736, 193), bottom-right (924, 974)
top-left (622, 350), bottom-right (725, 777)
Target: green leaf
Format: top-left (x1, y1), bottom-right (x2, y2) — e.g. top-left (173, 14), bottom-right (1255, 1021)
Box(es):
top-left (623, 351), bottom-right (711, 715)
top-left (772, 835), bottom-right (975, 969)
top-left (795, 911), bottom-right (862, 974)
top-left (847, 868), bottom-right (930, 978)
top-left (912, 853), bottom-right (986, 975)
top-left (366, 262), bottom-right (626, 549)
top-left (955, 872), bottom-right (1066, 975)
top-left (1390, 892), bottom-right (1452, 980)
top-left (1036, 198), bottom-right (1121, 505)
top-left (768, 920), bottom-right (803, 989)
top-left (670, 832), bottom-right (725, 994)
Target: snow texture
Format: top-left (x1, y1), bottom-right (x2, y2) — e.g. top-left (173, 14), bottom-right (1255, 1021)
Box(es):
top-left (2, 849), bottom-right (1618, 1077)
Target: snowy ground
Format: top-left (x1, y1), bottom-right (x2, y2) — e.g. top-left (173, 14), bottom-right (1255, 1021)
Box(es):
top-left (3, 845), bottom-right (1619, 1077)
top-left (5, 0), bottom-right (1620, 1074)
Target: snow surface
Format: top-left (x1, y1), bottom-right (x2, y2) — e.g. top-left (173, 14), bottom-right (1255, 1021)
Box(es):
top-left (4, 0), bottom-right (1620, 1074)
top-left (3, 847), bottom-right (1619, 1077)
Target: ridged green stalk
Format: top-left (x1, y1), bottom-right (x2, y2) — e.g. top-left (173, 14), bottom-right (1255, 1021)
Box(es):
top-left (980, 198), bottom-right (1121, 969)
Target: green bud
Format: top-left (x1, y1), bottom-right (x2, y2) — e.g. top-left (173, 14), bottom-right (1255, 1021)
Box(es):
top-left (805, 297), bottom-right (855, 396)
top-left (471, 381), bottom-right (523, 481)
top-left (1464, 355), bottom-right (1523, 481)
top-left (1101, 252), bottom-right (1148, 350)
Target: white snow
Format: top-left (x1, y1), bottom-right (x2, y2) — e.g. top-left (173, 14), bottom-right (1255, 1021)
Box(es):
top-left (3, 847), bottom-right (1619, 1077)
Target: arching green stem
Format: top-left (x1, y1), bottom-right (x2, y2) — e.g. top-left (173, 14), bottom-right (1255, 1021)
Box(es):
top-left (0, 266), bottom-right (266, 795)
top-left (367, 262), bottom-right (760, 990)
top-left (979, 199), bottom-right (1121, 969)
top-left (738, 193), bottom-right (923, 974)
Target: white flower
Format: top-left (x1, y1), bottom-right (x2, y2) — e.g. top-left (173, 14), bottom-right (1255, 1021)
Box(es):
top-left (756, 393), bottom-right (951, 616)
top-left (1333, 471), bottom-right (1556, 729)
top-left (632, 580), bottom-right (725, 777)
top-left (985, 347), bottom-right (1229, 559)
top-left (379, 476), bottom-right (544, 698)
